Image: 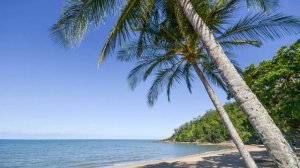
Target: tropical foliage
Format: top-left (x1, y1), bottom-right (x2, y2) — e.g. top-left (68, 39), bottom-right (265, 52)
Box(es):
top-left (51, 0), bottom-right (299, 65)
top-left (168, 40), bottom-right (300, 145)
top-left (52, 0), bottom-right (300, 166)
top-left (244, 39), bottom-right (300, 142)
top-left (118, 0), bottom-right (300, 105)
top-left (167, 102), bottom-right (257, 143)
top-left (52, 0), bottom-right (300, 148)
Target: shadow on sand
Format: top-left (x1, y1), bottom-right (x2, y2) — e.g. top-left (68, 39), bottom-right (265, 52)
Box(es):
top-left (139, 149), bottom-right (299, 168)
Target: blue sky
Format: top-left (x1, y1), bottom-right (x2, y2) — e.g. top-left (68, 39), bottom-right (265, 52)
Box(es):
top-left (0, 0), bottom-right (299, 139)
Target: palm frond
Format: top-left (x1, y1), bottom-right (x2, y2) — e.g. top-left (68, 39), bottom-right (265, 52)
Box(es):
top-left (166, 64), bottom-right (184, 101)
top-left (246, 0), bottom-right (278, 12)
top-left (112, 0), bottom-right (298, 107)
top-left (199, 53), bottom-right (243, 92)
top-left (209, 0), bottom-right (240, 26)
top-left (199, 57), bottom-right (228, 92)
top-left (218, 13), bottom-right (300, 42)
top-left (98, 0), bottom-right (156, 64)
top-left (147, 67), bottom-right (175, 106)
top-left (147, 60), bottom-right (186, 105)
top-left (183, 63), bottom-right (194, 93)
top-left (127, 52), bottom-right (178, 90)
top-left (202, 66), bottom-right (228, 92)
top-left (220, 40), bottom-right (262, 49)
top-left (51, 0), bottom-right (122, 47)
top-left (117, 42), bottom-right (161, 62)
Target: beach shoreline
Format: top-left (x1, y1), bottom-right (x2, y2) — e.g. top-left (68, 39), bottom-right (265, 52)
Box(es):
top-left (160, 140), bottom-right (237, 147)
top-left (118, 145), bottom-right (268, 168)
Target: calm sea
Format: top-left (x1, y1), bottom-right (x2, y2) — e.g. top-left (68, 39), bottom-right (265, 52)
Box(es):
top-left (0, 140), bottom-right (227, 168)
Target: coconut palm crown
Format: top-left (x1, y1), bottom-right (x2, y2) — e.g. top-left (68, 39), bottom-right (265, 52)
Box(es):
top-left (116, 0), bottom-right (300, 105)
top-left (51, 0), bottom-right (285, 65)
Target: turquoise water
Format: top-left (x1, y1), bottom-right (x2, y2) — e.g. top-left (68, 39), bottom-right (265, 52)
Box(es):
top-left (0, 140), bottom-right (227, 168)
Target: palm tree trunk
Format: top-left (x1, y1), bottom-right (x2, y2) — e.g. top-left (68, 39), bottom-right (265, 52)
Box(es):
top-left (192, 63), bottom-right (257, 168)
top-left (178, 0), bottom-right (300, 167)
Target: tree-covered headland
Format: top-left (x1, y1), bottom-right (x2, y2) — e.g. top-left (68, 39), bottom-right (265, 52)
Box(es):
top-left (168, 40), bottom-right (300, 145)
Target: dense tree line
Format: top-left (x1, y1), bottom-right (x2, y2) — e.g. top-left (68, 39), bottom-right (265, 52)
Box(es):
top-left (168, 102), bottom-right (258, 143)
top-left (168, 40), bottom-right (300, 145)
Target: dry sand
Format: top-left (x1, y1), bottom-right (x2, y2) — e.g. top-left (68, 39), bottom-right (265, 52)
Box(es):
top-left (119, 145), bottom-right (299, 168)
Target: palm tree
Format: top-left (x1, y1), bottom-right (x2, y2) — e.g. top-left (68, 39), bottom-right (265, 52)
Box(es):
top-left (118, 13), bottom-right (258, 168)
top-left (176, 0), bottom-right (300, 167)
top-left (117, 2), bottom-right (300, 167)
top-left (51, 0), bottom-right (300, 167)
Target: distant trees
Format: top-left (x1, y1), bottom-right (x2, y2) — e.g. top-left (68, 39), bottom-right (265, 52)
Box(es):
top-left (168, 102), bottom-right (256, 143)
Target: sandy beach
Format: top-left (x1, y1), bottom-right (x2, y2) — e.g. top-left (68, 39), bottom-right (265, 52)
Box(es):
top-left (119, 145), bottom-right (299, 168)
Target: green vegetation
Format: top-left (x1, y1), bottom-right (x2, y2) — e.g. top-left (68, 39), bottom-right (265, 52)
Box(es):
top-left (169, 40), bottom-right (300, 144)
top-left (168, 102), bottom-right (257, 143)
top-left (117, 0), bottom-right (300, 106)
top-left (245, 39), bottom-right (300, 142)
top-left (52, 0), bottom-right (300, 166)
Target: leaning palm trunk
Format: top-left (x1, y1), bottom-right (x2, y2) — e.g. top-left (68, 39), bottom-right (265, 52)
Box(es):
top-left (192, 63), bottom-right (257, 168)
top-left (178, 0), bottom-right (300, 167)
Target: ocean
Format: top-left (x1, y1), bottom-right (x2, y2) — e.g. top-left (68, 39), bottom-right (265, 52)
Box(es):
top-left (0, 140), bottom-right (227, 168)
